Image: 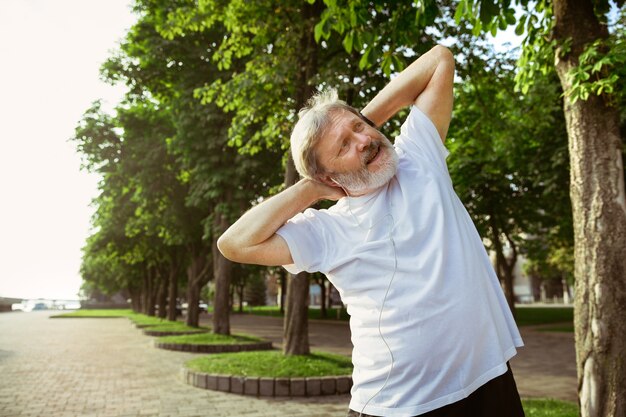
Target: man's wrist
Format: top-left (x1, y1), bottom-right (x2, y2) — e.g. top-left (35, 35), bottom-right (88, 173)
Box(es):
top-left (296, 178), bottom-right (326, 205)
top-left (359, 111), bottom-right (377, 128)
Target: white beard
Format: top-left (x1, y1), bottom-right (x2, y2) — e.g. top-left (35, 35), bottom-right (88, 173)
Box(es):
top-left (333, 143), bottom-right (399, 195)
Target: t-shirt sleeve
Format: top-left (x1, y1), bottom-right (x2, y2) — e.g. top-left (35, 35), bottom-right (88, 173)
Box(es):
top-left (395, 105), bottom-right (450, 173)
top-left (275, 208), bottom-right (329, 275)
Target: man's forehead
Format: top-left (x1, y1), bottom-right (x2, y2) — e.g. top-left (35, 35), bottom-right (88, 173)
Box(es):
top-left (313, 110), bottom-right (350, 164)
top-left (326, 109), bottom-right (359, 135)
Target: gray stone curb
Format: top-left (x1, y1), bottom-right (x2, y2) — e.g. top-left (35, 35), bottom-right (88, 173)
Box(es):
top-left (182, 368), bottom-right (352, 397)
top-left (142, 329), bottom-right (208, 337)
top-left (154, 340), bottom-right (273, 353)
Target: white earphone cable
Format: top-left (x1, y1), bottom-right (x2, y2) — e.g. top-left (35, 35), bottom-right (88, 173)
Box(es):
top-left (340, 185), bottom-right (398, 417)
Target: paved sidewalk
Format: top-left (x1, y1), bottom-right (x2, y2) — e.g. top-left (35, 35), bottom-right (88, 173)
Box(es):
top-left (0, 312), bottom-right (348, 417)
top-left (0, 311), bottom-right (576, 417)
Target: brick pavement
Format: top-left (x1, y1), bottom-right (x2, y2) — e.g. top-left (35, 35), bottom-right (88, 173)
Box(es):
top-left (0, 312), bottom-right (348, 417)
top-left (0, 310), bottom-right (577, 417)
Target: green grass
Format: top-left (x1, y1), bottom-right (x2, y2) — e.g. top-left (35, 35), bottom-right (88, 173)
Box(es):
top-left (186, 351), bottom-right (353, 378)
top-left (242, 306), bottom-right (350, 321)
top-left (158, 332), bottom-right (263, 345)
top-left (50, 309), bottom-right (134, 318)
top-left (144, 322), bottom-right (209, 333)
top-left (515, 307), bottom-right (573, 327)
top-left (51, 309), bottom-right (208, 333)
top-left (128, 314), bottom-right (173, 326)
top-left (522, 398), bottom-right (578, 417)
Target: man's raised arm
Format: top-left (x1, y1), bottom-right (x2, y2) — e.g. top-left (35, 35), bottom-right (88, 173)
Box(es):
top-left (217, 178), bottom-right (343, 266)
top-left (361, 45), bottom-right (455, 142)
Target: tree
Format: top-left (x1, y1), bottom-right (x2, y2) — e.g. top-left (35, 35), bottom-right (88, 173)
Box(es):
top-left (457, 1), bottom-right (626, 414)
top-left (99, 0), bottom-right (283, 331)
top-left (160, 0), bottom-right (335, 355)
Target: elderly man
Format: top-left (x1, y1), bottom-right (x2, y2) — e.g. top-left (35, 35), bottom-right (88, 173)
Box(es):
top-left (218, 45), bottom-right (525, 417)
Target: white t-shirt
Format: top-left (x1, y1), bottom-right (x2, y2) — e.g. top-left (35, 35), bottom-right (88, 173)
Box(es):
top-left (276, 106), bottom-right (524, 417)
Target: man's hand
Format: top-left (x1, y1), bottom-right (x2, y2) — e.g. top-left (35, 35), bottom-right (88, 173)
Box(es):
top-left (310, 178), bottom-right (346, 202)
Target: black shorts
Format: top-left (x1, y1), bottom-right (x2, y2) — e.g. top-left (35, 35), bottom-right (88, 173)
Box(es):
top-left (347, 363), bottom-right (525, 417)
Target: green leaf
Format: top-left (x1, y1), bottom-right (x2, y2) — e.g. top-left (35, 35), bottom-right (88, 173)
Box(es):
top-left (392, 55), bottom-right (405, 72)
top-left (314, 21), bottom-right (324, 43)
top-left (359, 48), bottom-right (371, 69)
top-left (505, 9), bottom-right (516, 25)
top-left (381, 54), bottom-right (392, 77)
top-left (454, 1), bottom-right (466, 24)
top-left (515, 15), bottom-right (527, 36)
top-left (498, 16), bottom-right (508, 31)
top-left (479, 0), bottom-right (498, 27)
top-left (343, 31), bottom-right (354, 53)
top-left (472, 20), bottom-right (483, 36)
top-left (350, 7), bottom-right (357, 27)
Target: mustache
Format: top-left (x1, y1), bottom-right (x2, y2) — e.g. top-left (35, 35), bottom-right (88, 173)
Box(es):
top-left (361, 140), bottom-right (389, 164)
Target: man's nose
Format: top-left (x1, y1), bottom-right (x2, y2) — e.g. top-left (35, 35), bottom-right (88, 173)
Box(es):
top-left (355, 133), bottom-right (371, 151)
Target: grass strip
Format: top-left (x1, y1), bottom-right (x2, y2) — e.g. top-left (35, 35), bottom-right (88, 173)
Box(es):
top-left (128, 314), bottom-right (173, 326)
top-left (243, 306), bottom-right (350, 321)
top-left (186, 351), bottom-right (352, 378)
top-left (158, 332), bottom-right (263, 345)
top-left (50, 309), bottom-right (134, 318)
top-left (144, 322), bottom-right (209, 333)
top-left (515, 307), bottom-right (574, 327)
top-left (522, 398), bottom-right (578, 417)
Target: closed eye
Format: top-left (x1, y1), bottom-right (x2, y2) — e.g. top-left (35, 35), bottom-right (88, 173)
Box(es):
top-left (339, 140), bottom-right (349, 155)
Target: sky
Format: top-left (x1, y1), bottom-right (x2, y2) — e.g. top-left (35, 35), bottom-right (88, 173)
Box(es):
top-left (0, 0), bottom-right (135, 300)
top-left (0, 1), bottom-right (523, 301)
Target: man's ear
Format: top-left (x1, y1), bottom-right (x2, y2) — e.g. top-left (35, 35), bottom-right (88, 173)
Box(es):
top-left (318, 174), bottom-right (341, 188)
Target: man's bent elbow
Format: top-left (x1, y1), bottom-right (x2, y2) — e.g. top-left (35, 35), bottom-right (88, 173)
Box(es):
top-left (216, 233), bottom-right (238, 262)
top-left (433, 44), bottom-right (453, 59)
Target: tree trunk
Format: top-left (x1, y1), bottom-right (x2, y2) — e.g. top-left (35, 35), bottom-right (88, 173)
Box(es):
top-left (141, 268), bottom-right (154, 316)
top-left (147, 267), bottom-right (156, 317)
top-left (129, 286), bottom-right (141, 312)
top-left (167, 263), bottom-right (179, 321)
top-left (279, 269), bottom-right (287, 314)
top-left (185, 249), bottom-right (211, 328)
top-left (553, 1), bottom-right (626, 415)
top-left (281, 0), bottom-right (323, 356)
top-left (282, 155), bottom-right (311, 355)
top-left (186, 281), bottom-right (200, 327)
top-left (238, 285), bottom-right (244, 313)
top-left (318, 278), bottom-right (327, 318)
top-left (489, 216), bottom-right (517, 316)
top-left (283, 271), bottom-right (310, 355)
top-left (156, 270), bottom-right (167, 319)
top-left (213, 212), bottom-right (233, 335)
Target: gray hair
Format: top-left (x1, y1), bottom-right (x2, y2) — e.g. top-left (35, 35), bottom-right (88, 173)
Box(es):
top-left (290, 89), bottom-right (360, 179)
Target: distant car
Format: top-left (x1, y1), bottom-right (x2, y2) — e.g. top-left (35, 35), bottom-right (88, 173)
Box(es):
top-left (180, 302), bottom-right (208, 313)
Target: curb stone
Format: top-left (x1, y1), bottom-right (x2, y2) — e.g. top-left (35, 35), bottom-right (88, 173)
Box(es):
top-left (154, 340), bottom-right (273, 353)
top-left (183, 368), bottom-right (352, 397)
top-left (142, 329), bottom-right (208, 337)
